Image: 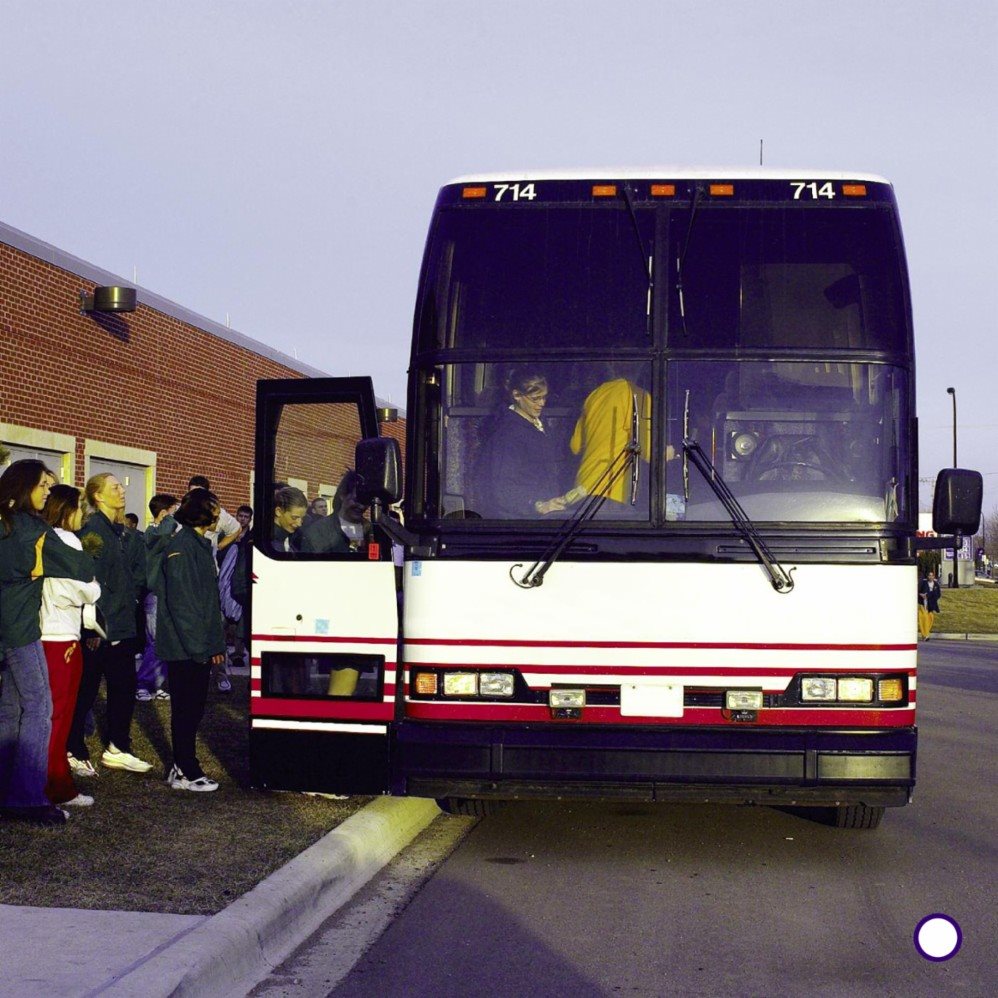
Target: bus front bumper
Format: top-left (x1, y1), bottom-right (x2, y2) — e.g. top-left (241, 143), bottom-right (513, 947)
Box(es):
top-left (396, 723), bottom-right (915, 807)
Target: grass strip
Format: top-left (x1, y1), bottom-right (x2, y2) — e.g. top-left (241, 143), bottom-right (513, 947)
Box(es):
top-left (933, 583), bottom-right (998, 634)
top-left (0, 676), bottom-right (369, 915)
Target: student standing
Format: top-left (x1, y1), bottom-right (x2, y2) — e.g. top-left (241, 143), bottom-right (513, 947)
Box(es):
top-left (156, 489), bottom-right (226, 791)
top-left (0, 461), bottom-right (96, 826)
top-left (67, 473), bottom-right (152, 776)
top-left (40, 485), bottom-right (102, 808)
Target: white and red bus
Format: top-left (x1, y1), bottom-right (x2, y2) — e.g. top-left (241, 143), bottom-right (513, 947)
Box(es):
top-left (249, 170), bottom-right (981, 828)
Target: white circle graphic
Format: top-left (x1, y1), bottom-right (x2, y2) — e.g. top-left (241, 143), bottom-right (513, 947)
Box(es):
top-left (914, 914), bottom-right (962, 961)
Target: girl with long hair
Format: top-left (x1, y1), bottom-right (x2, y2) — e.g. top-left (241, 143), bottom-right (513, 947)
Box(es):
top-left (40, 485), bottom-right (102, 807)
top-left (0, 460), bottom-right (96, 826)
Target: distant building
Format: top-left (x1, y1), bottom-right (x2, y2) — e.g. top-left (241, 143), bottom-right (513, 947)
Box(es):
top-left (0, 220), bottom-right (403, 521)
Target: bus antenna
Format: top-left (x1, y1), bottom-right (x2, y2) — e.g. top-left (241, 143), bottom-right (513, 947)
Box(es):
top-left (760, 139), bottom-right (764, 166)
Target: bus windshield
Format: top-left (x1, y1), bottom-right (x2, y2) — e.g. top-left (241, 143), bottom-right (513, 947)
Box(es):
top-left (672, 203), bottom-right (907, 351)
top-left (421, 358), bottom-right (910, 525)
top-left (416, 205), bottom-right (654, 351)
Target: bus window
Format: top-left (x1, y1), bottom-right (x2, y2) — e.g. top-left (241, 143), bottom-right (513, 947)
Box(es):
top-left (667, 360), bottom-right (911, 524)
top-left (269, 401), bottom-right (383, 557)
top-left (428, 360), bottom-right (653, 522)
top-left (670, 204), bottom-right (906, 352)
top-left (416, 205), bottom-right (654, 352)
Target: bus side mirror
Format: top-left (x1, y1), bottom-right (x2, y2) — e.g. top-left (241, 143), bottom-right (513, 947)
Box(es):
top-left (932, 468), bottom-right (982, 535)
top-left (355, 437), bottom-right (402, 506)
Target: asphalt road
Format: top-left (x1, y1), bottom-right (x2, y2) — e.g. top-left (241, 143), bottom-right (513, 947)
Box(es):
top-left (266, 641), bottom-right (998, 998)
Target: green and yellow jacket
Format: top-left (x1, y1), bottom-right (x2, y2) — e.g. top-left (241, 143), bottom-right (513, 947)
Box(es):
top-left (0, 511), bottom-right (96, 650)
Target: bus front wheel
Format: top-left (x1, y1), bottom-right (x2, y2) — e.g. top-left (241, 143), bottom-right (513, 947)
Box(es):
top-left (834, 804), bottom-right (885, 829)
top-left (436, 797), bottom-right (502, 817)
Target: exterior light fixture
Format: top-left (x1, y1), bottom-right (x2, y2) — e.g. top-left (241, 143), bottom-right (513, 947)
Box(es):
top-left (79, 286), bottom-right (137, 314)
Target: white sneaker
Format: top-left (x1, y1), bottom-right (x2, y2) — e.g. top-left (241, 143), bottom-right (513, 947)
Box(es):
top-left (169, 767), bottom-right (218, 792)
top-left (64, 793), bottom-right (95, 807)
top-left (67, 754), bottom-right (99, 778)
top-left (135, 689), bottom-right (154, 702)
top-left (101, 744), bottom-right (153, 773)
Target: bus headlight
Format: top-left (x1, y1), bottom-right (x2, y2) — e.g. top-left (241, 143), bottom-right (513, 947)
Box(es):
top-left (549, 689), bottom-right (586, 710)
top-left (801, 677), bottom-right (837, 701)
top-left (479, 672), bottom-right (515, 697)
top-left (413, 671), bottom-right (438, 696)
top-left (725, 690), bottom-right (764, 710)
top-left (442, 672), bottom-right (478, 697)
top-left (837, 678), bottom-right (874, 702)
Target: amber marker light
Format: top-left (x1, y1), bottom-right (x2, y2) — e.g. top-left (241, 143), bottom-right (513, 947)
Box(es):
top-left (842, 184), bottom-right (868, 197)
top-left (878, 678), bottom-right (905, 702)
top-left (650, 184), bottom-right (676, 197)
top-left (413, 671), bottom-right (438, 695)
top-left (592, 184), bottom-right (618, 197)
top-left (709, 183), bottom-right (735, 196)
top-left (462, 186), bottom-right (488, 199)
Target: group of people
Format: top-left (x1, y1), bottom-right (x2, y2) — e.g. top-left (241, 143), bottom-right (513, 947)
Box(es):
top-left (474, 367), bottom-right (652, 519)
top-left (0, 460), bottom-right (251, 827)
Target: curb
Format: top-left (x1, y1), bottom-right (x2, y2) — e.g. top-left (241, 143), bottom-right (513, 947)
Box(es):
top-left (104, 796), bottom-right (441, 998)
top-left (927, 633), bottom-right (998, 642)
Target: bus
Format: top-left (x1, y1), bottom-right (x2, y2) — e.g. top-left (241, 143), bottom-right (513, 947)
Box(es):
top-left (249, 169), bottom-right (982, 829)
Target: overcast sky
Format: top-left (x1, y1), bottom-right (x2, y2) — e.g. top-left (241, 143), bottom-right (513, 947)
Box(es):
top-left (2, 1), bottom-right (995, 512)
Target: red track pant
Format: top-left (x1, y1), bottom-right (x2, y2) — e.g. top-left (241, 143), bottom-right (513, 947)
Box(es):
top-left (42, 639), bottom-right (83, 804)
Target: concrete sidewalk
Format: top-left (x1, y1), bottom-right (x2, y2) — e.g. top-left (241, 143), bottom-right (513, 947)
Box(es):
top-left (0, 797), bottom-right (441, 998)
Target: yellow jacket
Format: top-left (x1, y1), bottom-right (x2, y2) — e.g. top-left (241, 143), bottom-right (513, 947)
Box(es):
top-left (569, 379), bottom-right (651, 503)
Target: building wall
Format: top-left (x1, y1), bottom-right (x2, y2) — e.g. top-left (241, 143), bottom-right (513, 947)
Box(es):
top-left (0, 225), bottom-right (405, 524)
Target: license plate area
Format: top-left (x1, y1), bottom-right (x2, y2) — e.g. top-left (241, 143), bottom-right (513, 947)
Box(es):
top-left (620, 682), bottom-right (684, 718)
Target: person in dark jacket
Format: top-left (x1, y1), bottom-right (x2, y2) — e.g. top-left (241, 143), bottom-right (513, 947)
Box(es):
top-left (66, 473), bottom-right (152, 776)
top-left (156, 488), bottom-right (226, 791)
top-left (0, 460), bottom-right (97, 826)
top-left (477, 369), bottom-right (571, 519)
top-left (299, 471), bottom-right (372, 555)
top-left (271, 486), bottom-right (307, 553)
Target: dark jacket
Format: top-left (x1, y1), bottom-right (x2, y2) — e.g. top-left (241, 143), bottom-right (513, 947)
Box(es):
top-left (478, 408), bottom-right (563, 518)
top-left (919, 577), bottom-right (941, 613)
top-left (298, 514), bottom-right (371, 554)
top-left (155, 527), bottom-right (225, 664)
top-left (79, 510), bottom-right (137, 642)
top-left (144, 515), bottom-right (178, 595)
top-left (123, 527), bottom-right (147, 602)
top-left (0, 511), bottom-right (95, 649)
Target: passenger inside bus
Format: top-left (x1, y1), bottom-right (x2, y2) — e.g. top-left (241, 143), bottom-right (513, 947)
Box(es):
top-left (299, 470), bottom-right (371, 555)
top-left (569, 368), bottom-right (651, 513)
top-left (475, 368), bottom-right (579, 518)
top-left (271, 486), bottom-right (307, 553)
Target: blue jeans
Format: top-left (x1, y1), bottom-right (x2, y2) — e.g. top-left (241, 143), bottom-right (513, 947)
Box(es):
top-left (0, 641), bottom-right (54, 807)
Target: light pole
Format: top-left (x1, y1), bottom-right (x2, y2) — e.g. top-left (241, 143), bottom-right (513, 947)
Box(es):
top-left (946, 387), bottom-right (957, 467)
top-left (946, 387), bottom-right (958, 587)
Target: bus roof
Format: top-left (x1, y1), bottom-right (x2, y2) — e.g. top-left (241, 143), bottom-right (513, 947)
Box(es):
top-left (446, 167), bottom-right (891, 185)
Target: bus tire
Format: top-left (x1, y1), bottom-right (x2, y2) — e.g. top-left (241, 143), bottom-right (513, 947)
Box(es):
top-left (833, 804), bottom-right (885, 829)
top-left (436, 797), bottom-right (502, 817)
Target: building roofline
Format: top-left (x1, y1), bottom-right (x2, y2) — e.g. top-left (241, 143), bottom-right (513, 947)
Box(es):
top-left (0, 218), bottom-right (403, 413)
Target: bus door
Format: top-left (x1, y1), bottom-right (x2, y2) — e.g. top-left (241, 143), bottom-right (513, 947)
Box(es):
top-left (249, 377), bottom-right (399, 795)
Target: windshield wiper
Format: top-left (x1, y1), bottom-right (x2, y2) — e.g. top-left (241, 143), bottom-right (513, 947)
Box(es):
top-left (682, 438), bottom-right (796, 594)
top-left (512, 397), bottom-right (640, 589)
top-left (621, 182), bottom-right (654, 334)
top-left (675, 183), bottom-right (704, 337)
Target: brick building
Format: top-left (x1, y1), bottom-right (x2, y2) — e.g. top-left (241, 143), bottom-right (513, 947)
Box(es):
top-left (0, 220), bottom-right (404, 522)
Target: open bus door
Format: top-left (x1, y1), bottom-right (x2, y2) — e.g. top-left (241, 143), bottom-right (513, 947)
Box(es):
top-left (249, 377), bottom-right (400, 795)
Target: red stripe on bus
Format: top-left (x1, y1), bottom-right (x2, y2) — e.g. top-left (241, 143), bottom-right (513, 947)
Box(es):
top-left (403, 638), bottom-right (917, 652)
top-left (403, 663), bottom-right (916, 677)
top-left (403, 702), bottom-right (916, 726)
top-left (252, 634), bottom-right (397, 645)
top-left (250, 698), bottom-right (394, 720)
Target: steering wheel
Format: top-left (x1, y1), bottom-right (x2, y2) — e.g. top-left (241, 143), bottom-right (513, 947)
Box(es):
top-left (752, 461), bottom-right (837, 482)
